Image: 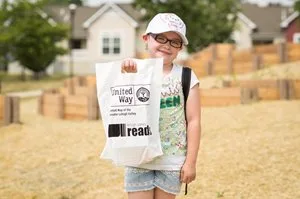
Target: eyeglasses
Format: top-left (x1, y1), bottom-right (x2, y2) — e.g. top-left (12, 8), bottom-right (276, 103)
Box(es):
top-left (149, 33), bottom-right (183, 48)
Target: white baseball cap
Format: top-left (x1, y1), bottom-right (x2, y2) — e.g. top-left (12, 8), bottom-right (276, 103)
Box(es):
top-left (144, 13), bottom-right (188, 45)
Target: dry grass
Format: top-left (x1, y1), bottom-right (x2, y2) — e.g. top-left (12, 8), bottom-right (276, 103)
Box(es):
top-left (200, 61), bottom-right (300, 89)
top-left (1, 61), bottom-right (300, 199)
top-left (0, 97), bottom-right (300, 199)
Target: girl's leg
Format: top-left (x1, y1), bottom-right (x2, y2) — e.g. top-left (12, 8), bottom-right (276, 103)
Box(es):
top-left (154, 187), bottom-right (176, 199)
top-left (128, 190), bottom-right (154, 199)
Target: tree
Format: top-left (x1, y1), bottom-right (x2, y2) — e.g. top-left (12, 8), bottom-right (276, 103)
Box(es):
top-left (295, 0), bottom-right (300, 12)
top-left (0, 0), bottom-right (11, 72)
top-left (133, 0), bottom-right (240, 53)
top-left (4, 0), bottom-right (68, 79)
top-left (47, 0), bottom-right (84, 6)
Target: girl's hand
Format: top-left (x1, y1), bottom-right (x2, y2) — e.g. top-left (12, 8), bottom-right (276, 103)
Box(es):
top-left (121, 59), bottom-right (137, 73)
top-left (180, 162), bottom-right (196, 184)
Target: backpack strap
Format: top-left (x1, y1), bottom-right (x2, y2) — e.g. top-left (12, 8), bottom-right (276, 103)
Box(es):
top-left (182, 66), bottom-right (191, 121)
top-left (181, 66), bottom-right (191, 196)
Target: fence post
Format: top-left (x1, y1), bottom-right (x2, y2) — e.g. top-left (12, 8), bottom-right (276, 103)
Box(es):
top-left (227, 49), bottom-right (234, 75)
top-left (4, 96), bottom-right (12, 125)
top-left (12, 97), bottom-right (20, 123)
top-left (241, 88), bottom-right (258, 104)
top-left (253, 54), bottom-right (262, 71)
top-left (205, 60), bottom-right (214, 76)
top-left (88, 94), bottom-right (98, 120)
top-left (211, 44), bottom-right (217, 60)
top-left (38, 94), bottom-right (44, 115)
top-left (58, 95), bottom-right (65, 119)
top-left (278, 42), bottom-right (287, 63)
top-left (278, 79), bottom-right (292, 100)
top-left (288, 80), bottom-right (297, 99)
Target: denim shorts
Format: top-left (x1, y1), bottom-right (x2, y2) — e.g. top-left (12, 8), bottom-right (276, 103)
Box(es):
top-left (124, 167), bottom-right (182, 195)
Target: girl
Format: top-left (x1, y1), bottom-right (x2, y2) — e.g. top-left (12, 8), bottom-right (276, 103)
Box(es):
top-left (121, 13), bottom-right (201, 199)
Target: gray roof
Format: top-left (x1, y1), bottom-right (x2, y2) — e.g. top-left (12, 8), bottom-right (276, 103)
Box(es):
top-left (44, 4), bottom-right (143, 39)
top-left (45, 3), bottom-right (294, 41)
top-left (241, 3), bottom-right (293, 41)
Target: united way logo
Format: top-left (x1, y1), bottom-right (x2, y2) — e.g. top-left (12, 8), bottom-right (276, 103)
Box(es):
top-left (136, 87), bottom-right (150, 102)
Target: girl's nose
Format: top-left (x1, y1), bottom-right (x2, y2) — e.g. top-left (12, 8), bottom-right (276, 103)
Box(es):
top-left (163, 43), bottom-right (171, 49)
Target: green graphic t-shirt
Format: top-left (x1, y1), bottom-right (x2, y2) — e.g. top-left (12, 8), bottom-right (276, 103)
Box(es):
top-left (138, 64), bottom-right (199, 171)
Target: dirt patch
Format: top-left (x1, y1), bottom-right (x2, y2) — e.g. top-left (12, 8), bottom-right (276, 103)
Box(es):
top-left (1, 97), bottom-right (300, 199)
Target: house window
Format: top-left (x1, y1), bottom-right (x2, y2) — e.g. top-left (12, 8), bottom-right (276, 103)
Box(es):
top-left (102, 36), bottom-right (121, 55)
top-left (71, 39), bottom-right (86, 49)
top-left (293, 33), bottom-right (300, 44)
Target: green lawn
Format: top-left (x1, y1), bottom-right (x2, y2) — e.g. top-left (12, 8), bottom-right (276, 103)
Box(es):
top-left (0, 73), bottom-right (67, 94)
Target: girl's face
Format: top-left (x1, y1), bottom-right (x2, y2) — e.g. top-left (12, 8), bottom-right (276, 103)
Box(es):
top-left (143, 31), bottom-right (183, 67)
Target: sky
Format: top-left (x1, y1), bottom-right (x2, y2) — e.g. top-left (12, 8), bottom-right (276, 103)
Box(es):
top-left (0, 0), bottom-right (295, 6)
top-left (85, 0), bottom-right (295, 6)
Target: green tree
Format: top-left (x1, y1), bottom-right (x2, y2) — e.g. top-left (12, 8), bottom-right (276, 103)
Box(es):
top-left (47, 0), bottom-right (84, 6)
top-left (0, 0), bottom-right (11, 72)
top-left (295, 0), bottom-right (300, 12)
top-left (4, 0), bottom-right (68, 79)
top-left (133, 0), bottom-right (240, 53)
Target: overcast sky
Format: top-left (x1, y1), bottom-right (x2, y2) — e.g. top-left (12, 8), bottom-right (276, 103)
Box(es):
top-left (0, 0), bottom-right (295, 6)
top-left (85, 0), bottom-right (295, 6)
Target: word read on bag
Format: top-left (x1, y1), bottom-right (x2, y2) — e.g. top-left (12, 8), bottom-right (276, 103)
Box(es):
top-left (95, 58), bottom-right (163, 166)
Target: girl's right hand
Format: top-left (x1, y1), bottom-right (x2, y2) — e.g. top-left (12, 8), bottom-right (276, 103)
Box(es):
top-left (121, 59), bottom-right (137, 73)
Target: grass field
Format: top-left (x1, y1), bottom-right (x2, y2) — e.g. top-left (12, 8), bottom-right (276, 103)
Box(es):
top-left (0, 62), bottom-right (300, 199)
top-left (0, 73), bottom-right (66, 94)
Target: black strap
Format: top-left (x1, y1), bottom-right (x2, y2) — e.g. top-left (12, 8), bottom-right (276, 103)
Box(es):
top-left (181, 66), bottom-right (191, 196)
top-left (182, 66), bottom-right (191, 122)
top-left (185, 183), bottom-right (188, 195)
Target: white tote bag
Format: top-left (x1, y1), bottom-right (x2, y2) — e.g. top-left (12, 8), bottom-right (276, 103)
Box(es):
top-left (95, 58), bottom-right (163, 166)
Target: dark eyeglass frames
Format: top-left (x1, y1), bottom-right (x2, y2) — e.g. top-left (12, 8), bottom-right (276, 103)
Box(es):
top-left (149, 33), bottom-right (183, 48)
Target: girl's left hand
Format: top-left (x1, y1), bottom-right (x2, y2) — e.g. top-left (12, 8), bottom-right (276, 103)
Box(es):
top-left (180, 163), bottom-right (196, 184)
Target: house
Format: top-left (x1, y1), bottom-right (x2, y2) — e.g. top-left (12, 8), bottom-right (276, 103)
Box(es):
top-left (9, 2), bottom-right (147, 75)
top-left (8, 2), bottom-right (298, 75)
top-left (232, 3), bottom-right (295, 50)
top-left (280, 11), bottom-right (300, 43)
top-left (47, 2), bottom-right (147, 75)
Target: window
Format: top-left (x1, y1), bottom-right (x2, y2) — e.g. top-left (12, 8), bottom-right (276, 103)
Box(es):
top-left (71, 39), bottom-right (86, 49)
top-left (293, 33), bottom-right (300, 44)
top-left (102, 36), bottom-right (121, 55)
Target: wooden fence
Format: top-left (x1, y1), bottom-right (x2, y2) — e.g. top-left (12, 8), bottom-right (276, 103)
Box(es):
top-left (185, 43), bottom-right (300, 77)
top-left (0, 95), bottom-right (20, 126)
top-left (200, 79), bottom-right (300, 107)
top-left (38, 75), bottom-right (99, 120)
top-left (200, 87), bottom-right (256, 107)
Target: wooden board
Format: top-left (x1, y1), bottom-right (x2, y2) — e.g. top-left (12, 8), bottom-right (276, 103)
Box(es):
top-left (232, 50), bottom-right (253, 62)
top-left (292, 80), bottom-right (300, 99)
top-left (233, 62), bottom-right (253, 74)
top-left (229, 80), bottom-right (279, 88)
top-left (200, 87), bottom-right (241, 97)
top-left (254, 44), bottom-right (277, 54)
top-left (85, 75), bottom-right (96, 87)
top-left (262, 54), bottom-right (280, 66)
top-left (41, 94), bottom-right (64, 118)
top-left (201, 96), bottom-right (241, 106)
top-left (64, 95), bottom-right (88, 106)
top-left (74, 86), bottom-right (96, 96)
top-left (0, 95), bottom-right (4, 120)
top-left (258, 88), bottom-right (280, 100)
top-left (200, 87), bottom-right (242, 106)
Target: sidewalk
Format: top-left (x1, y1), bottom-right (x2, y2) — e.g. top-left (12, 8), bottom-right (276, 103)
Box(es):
top-left (7, 89), bottom-right (43, 98)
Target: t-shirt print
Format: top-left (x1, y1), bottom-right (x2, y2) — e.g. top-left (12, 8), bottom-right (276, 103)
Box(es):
top-left (159, 75), bottom-right (187, 156)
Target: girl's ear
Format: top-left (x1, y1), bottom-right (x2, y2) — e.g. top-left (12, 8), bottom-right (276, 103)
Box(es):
top-left (142, 34), bottom-right (149, 42)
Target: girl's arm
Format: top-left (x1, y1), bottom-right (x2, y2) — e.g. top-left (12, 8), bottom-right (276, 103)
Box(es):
top-left (180, 84), bottom-right (201, 184)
